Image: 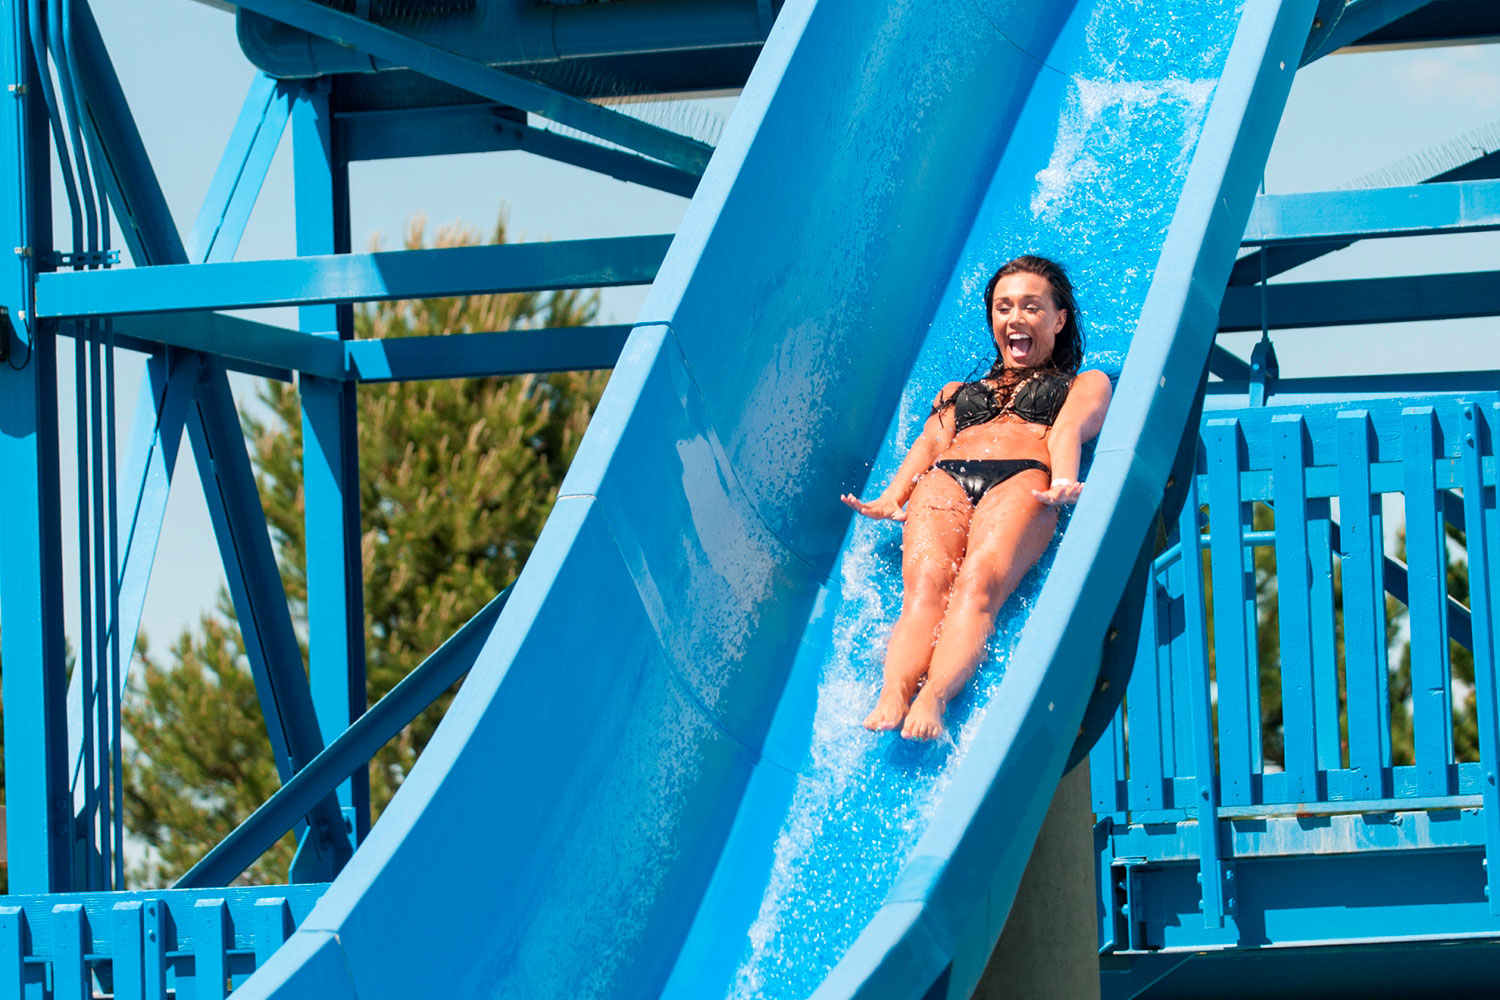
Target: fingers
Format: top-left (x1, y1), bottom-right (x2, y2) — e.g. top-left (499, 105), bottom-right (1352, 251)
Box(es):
top-left (1030, 481), bottom-right (1085, 506)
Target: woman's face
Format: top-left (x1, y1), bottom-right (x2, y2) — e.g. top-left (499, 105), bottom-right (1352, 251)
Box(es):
top-left (989, 272), bottom-right (1066, 369)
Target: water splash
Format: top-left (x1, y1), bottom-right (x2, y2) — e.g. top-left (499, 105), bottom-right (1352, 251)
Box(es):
top-left (726, 1), bottom-right (1245, 995)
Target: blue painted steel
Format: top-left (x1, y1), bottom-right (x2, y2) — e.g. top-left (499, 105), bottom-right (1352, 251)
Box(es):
top-left (235, 0), bottom-right (768, 86)
top-left (1243, 179), bottom-right (1500, 244)
top-left (294, 78), bottom-right (368, 861)
top-left (337, 105), bottom-right (700, 197)
top-left (35, 234), bottom-right (671, 317)
top-left (1220, 269), bottom-right (1500, 331)
top-left (69, 0), bottom-right (186, 267)
top-left (99, 313), bottom-right (628, 382)
top-left (230, 0), bottom-right (713, 173)
top-left (0, 0), bottom-right (72, 895)
top-left (235, 1), bottom-right (1315, 998)
top-left (1302, 0), bottom-right (1435, 63)
top-left (343, 325), bottom-right (629, 381)
top-left (187, 360), bottom-right (352, 881)
top-left (188, 71), bottom-right (294, 265)
top-left (179, 589), bottom-right (509, 889)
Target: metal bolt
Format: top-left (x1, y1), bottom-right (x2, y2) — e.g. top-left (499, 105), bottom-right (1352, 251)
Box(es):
top-left (13, 246), bottom-right (30, 257)
top-left (1098, 678), bottom-right (1110, 693)
top-left (1166, 476), bottom-right (1175, 490)
top-left (7, 83), bottom-right (25, 95)
top-left (1108, 627), bottom-right (1120, 642)
top-left (1313, 18), bottom-right (1323, 29)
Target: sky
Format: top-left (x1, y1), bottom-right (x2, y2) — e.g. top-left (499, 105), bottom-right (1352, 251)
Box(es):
top-left (38, 4), bottom-right (1500, 656)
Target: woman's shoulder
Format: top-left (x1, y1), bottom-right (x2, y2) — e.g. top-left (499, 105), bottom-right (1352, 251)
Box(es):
top-left (1067, 369), bottom-right (1115, 404)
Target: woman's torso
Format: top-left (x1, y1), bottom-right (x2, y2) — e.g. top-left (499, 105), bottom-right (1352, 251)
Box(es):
top-left (932, 370), bottom-right (1070, 464)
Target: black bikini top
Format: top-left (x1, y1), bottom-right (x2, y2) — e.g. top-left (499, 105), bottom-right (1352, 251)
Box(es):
top-left (945, 370), bottom-right (1072, 431)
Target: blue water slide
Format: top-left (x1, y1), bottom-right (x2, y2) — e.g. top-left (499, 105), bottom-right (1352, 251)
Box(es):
top-left (241, 1), bottom-right (1315, 997)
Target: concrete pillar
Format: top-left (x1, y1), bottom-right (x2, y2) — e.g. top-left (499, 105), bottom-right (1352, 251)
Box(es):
top-left (972, 761), bottom-right (1100, 1000)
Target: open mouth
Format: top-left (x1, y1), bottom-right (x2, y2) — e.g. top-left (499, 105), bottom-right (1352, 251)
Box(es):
top-left (1007, 333), bottom-right (1033, 359)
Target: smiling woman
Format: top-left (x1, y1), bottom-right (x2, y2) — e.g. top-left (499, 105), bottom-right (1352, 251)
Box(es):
top-left (839, 255), bottom-right (1112, 740)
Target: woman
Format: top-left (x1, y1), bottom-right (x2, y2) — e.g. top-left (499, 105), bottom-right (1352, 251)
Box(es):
top-left (840, 255), bottom-right (1112, 741)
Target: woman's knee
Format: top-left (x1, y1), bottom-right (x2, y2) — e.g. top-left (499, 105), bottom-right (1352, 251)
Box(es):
top-left (904, 561), bottom-right (958, 605)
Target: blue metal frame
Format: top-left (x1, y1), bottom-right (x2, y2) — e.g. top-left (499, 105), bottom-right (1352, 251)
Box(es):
top-left (293, 77), bottom-right (368, 860)
top-left (1220, 269), bottom-right (1500, 331)
top-left (35, 234), bottom-right (671, 317)
top-left (0, 0), bottom-right (71, 896)
top-left (229, 0), bottom-right (712, 174)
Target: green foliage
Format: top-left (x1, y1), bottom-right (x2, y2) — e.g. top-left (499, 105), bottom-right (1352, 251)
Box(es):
top-left (124, 214), bottom-right (607, 886)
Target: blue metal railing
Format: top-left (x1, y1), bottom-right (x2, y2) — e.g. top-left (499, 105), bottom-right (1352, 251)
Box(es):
top-left (1093, 392), bottom-right (1500, 954)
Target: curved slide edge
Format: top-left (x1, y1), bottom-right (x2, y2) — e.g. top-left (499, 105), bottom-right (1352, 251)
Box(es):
top-left (821, 3), bottom-right (1319, 998)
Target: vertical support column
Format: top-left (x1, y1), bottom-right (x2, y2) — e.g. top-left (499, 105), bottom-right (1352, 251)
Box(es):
top-left (0, 0), bottom-right (71, 894)
top-left (292, 79), bottom-right (368, 860)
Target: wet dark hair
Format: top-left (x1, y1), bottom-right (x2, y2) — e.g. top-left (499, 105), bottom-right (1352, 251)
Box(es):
top-left (982, 254), bottom-right (1084, 376)
top-left (930, 255), bottom-right (1084, 427)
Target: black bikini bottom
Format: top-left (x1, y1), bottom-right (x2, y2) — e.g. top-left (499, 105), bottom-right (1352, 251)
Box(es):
top-left (934, 459), bottom-right (1051, 507)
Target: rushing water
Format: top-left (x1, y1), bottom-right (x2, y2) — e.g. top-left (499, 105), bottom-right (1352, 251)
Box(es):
top-left (728, 2), bottom-right (1247, 996)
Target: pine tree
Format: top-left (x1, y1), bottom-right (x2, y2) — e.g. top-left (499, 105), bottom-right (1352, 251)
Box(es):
top-left (124, 214), bottom-right (608, 885)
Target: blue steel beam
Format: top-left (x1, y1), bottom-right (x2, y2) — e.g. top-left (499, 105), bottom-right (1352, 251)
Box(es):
top-left (1241, 179), bottom-right (1500, 244)
top-left (70, 1), bottom-right (184, 267)
top-left (100, 313), bottom-right (343, 379)
top-left (1219, 269), bottom-right (1500, 331)
top-left (0, 0), bottom-right (71, 894)
top-left (177, 589), bottom-right (511, 889)
top-left (93, 313), bottom-right (627, 382)
top-left (228, 0), bottom-right (712, 175)
top-left (1303, 0), bottom-right (1438, 63)
top-left (343, 324), bottom-right (630, 381)
top-left (187, 359), bottom-right (352, 881)
top-left (294, 79), bottom-right (368, 863)
top-left (337, 105), bottom-right (700, 197)
top-left (35, 234), bottom-right (671, 317)
top-left (187, 72), bottom-right (295, 265)
top-left (63, 349), bottom-right (199, 797)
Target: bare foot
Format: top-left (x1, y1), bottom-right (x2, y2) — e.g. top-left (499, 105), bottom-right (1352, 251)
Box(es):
top-left (901, 690), bottom-right (947, 742)
top-left (863, 684), bottom-right (913, 731)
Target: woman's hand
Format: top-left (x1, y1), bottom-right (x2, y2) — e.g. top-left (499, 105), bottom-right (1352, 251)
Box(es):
top-left (841, 493), bottom-right (908, 521)
top-left (1030, 479), bottom-right (1083, 506)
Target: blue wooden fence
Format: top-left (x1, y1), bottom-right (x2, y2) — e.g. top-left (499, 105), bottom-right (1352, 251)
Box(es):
top-left (1092, 392), bottom-right (1500, 953)
top-left (0, 885), bottom-right (325, 999)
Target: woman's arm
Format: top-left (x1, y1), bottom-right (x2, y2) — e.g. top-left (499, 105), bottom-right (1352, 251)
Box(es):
top-left (841, 382), bottom-right (961, 521)
top-left (1032, 369), bottom-right (1112, 506)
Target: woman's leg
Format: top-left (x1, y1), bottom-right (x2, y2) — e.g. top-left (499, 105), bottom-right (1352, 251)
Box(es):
top-left (902, 471), bottom-right (1057, 740)
top-left (863, 470), bottom-right (972, 730)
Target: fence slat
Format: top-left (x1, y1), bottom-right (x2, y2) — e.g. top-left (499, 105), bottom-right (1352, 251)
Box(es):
top-left (1164, 553), bottom-right (1197, 780)
top-left (52, 905), bottom-right (89, 1000)
top-left (1337, 410), bottom-right (1390, 797)
top-left (1403, 406), bottom-right (1454, 798)
top-left (1308, 496), bottom-right (1342, 771)
top-left (1179, 465), bottom-right (1224, 927)
top-left (1206, 418), bottom-right (1257, 806)
top-left (1463, 403), bottom-right (1500, 914)
top-left (142, 898), bottom-right (168, 1000)
top-left (0, 907), bottom-right (26, 1000)
top-left (113, 902), bottom-right (146, 1000)
top-left (194, 899), bottom-right (229, 1000)
top-left (1272, 414), bottom-right (1318, 801)
top-left (1126, 567), bottom-right (1166, 813)
top-left (253, 897), bottom-right (291, 967)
